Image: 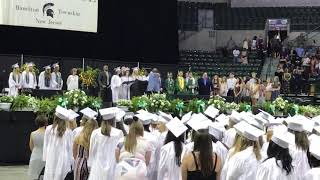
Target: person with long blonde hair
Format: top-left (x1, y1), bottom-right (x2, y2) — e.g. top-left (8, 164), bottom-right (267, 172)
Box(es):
top-left (219, 76), bottom-right (227, 96)
top-left (225, 124), bottom-right (264, 180)
top-left (43, 106), bottom-right (75, 180)
top-left (115, 119), bottom-right (151, 180)
top-left (73, 119), bottom-right (98, 180)
top-left (88, 108), bottom-right (124, 180)
top-left (8, 63), bottom-right (21, 96)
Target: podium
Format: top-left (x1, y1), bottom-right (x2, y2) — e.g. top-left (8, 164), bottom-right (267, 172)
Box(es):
top-left (130, 80), bottom-right (148, 97)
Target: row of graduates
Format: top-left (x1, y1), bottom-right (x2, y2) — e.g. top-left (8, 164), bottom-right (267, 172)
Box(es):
top-left (37, 104), bottom-right (320, 180)
top-left (8, 63), bottom-right (63, 96)
top-left (164, 71), bottom-right (197, 95)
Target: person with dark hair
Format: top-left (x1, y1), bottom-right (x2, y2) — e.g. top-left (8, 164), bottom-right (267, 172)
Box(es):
top-left (181, 131), bottom-right (222, 180)
top-left (28, 115), bottom-right (48, 180)
top-left (256, 130), bottom-right (295, 180)
top-left (88, 108), bottom-right (124, 180)
top-left (43, 106), bottom-right (76, 180)
top-left (304, 135), bottom-right (320, 179)
top-left (287, 119), bottom-right (311, 180)
top-left (98, 65), bottom-right (112, 103)
top-left (198, 72), bottom-right (212, 96)
top-left (158, 118), bottom-right (187, 180)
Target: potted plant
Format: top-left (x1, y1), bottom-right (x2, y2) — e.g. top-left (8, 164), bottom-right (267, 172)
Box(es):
top-left (170, 99), bottom-right (185, 117)
top-left (187, 99), bottom-right (206, 113)
top-left (117, 99), bottom-right (132, 111)
top-left (86, 96), bottom-right (103, 112)
top-left (11, 94), bottom-right (39, 112)
top-left (272, 97), bottom-right (288, 116)
top-left (223, 102), bottom-right (240, 114)
top-left (130, 95), bottom-right (150, 112)
top-left (79, 67), bottom-right (100, 96)
top-left (37, 98), bottom-right (58, 118)
top-left (0, 96), bottom-right (14, 111)
top-left (148, 93), bottom-right (171, 113)
top-left (207, 95), bottom-right (226, 111)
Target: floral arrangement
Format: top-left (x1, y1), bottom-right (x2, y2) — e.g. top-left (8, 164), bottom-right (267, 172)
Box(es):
top-left (37, 98), bottom-right (58, 117)
top-left (61, 89), bottom-right (88, 109)
top-left (223, 102), bottom-right (240, 113)
top-left (263, 102), bottom-right (275, 115)
top-left (118, 99), bottom-right (132, 107)
top-left (170, 99), bottom-right (185, 116)
top-left (11, 94), bottom-right (39, 111)
top-left (130, 95), bottom-right (150, 112)
top-left (79, 66), bottom-right (100, 88)
top-left (148, 94), bottom-right (171, 113)
top-left (86, 96), bottom-right (103, 111)
top-left (286, 103), bottom-right (299, 116)
top-left (299, 105), bottom-right (320, 116)
top-left (239, 102), bottom-right (252, 112)
top-left (0, 96), bottom-right (14, 103)
top-left (272, 97), bottom-right (288, 111)
top-left (187, 99), bottom-right (206, 113)
top-left (208, 95), bottom-right (226, 110)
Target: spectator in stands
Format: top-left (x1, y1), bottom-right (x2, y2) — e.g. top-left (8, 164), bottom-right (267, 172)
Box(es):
top-left (257, 34), bottom-right (264, 50)
top-left (279, 47), bottom-right (288, 64)
top-left (233, 47), bottom-right (240, 64)
top-left (227, 36), bottom-right (236, 52)
top-left (274, 65), bottom-right (284, 84)
top-left (265, 78), bottom-right (273, 101)
top-left (198, 72), bottom-right (212, 96)
top-left (219, 77), bottom-right (227, 97)
top-left (310, 56), bottom-right (317, 76)
top-left (243, 38), bottom-right (249, 51)
top-left (227, 73), bottom-right (237, 98)
top-left (282, 68), bottom-right (291, 95)
top-left (302, 55), bottom-right (311, 67)
top-left (212, 75), bottom-right (220, 96)
top-left (234, 77), bottom-right (243, 103)
top-left (240, 51), bottom-right (248, 64)
top-left (250, 78), bottom-right (260, 106)
top-left (271, 76), bottom-right (281, 101)
top-left (292, 66), bottom-right (303, 94)
top-left (251, 36), bottom-right (257, 50)
top-left (296, 47), bottom-right (305, 58)
top-left (258, 79), bottom-right (265, 104)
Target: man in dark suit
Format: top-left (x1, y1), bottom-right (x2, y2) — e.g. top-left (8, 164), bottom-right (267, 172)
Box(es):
top-left (198, 72), bottom-right (212, 96)
top-left (98, 65), bottom-right (112, 104)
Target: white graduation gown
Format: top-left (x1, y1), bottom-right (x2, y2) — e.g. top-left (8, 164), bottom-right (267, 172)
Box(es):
top-left (66, 75), bottom-right (79, 90)
top-left (120, 76), bottom-right (133, 100)
top-left (256, 157), bottom-right (296, 180)
top-left (290, 145), bottom-right (311, 180)
top-left (43, 125), bottom-right (73, 180)
top-left (303, 168), bottom-right (320, 180)
top-left (51, 72), bottom-right (63, 90)
top-left (111, 75), bottom-right (122, 103)
top-left (143, 131), bottom-right (159, 180)
top-left (261, 141), bottom-right (269, 161)
top-left (21, 71), bottom-right (37, 89)
top-left (225, 146), bottom-right (260, 180)
top-left (8, 72), bottom-right (21, 96)
top-left (157, 141), bottom-right (186, 180)
top-left (88, 127), bottom-right (124, 180)
top-left (216, 141), bottom-right (229, 167)
top-left (38, 72), bottom-right (54, 90)
top-left (72, 126), bottom-right (83, 143)
top-left (223, 128), bottom-right (237, 149)
top-left (220, 147), bottom-right (235, 180)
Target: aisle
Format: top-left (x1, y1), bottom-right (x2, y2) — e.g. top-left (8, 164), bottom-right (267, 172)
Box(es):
top-left (0, 165), bottom-right (28, 180)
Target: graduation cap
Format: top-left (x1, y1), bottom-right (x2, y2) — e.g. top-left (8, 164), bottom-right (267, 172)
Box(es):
top-left (181, 111), bottom-right (192, 124)
top-left (68, 109), bottom-right (80, 120)
top-left (234, 121), bottom-right (250, 136)
top-left (243, 124), bottom-right (265, 141)
top-left (204, 106), bottom-right (219, 119)
top-left (80, 107), bottom-right (98, 120)
top-left (244, 114), bottom-right (264, 130)
top-left (158, 111), bottom-right (173, 121)
top-left (287, 116), bottom-right (307, 132)
top-left (257, 109), bottom-right (273, 120)
top-left (116, 109), bottom-right (126, 122)
top-left (229, 110), bottom-right (242, 123)
top-left (187, 113), bottom-right (211, 131)
top-left (52, 63), bottom-right (59, 68)
top-left (27, 62), bottom-right (34, 67)
top-left (271, 131), bottom-right (295, 149)
top-left (309, 135), bottom-right (320, 160)
top-left (44, 65), bottom-right (51, 70)
top-left (114, 67), bottom-right (121, 72)
top-left (314, 126), bottom-right (320, 134)
top-left (12, 63), bottom-right (19, 68)
top-left (135, 113), bottom-right (154, 125)
top-left (311, 115), bottom-right (320, 126)
top-left (55, 106), bottom-right (74, 121)
top-left (99, 107), bottom-right (118, 120)
top-left (215, 114), bottom-right (229, 126)
top-left (208, 122), bottom-right (225, 140)
top-left (293, 115), bottom-right (315, 133)
top-left (132, 67), bottom-right (139, 71)
top-left (165, 117), bottom-right (188, 137)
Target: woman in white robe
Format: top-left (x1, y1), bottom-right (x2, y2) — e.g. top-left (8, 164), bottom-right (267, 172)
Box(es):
top-left (38, 66), bottom-right (54, 90)
top-left (120, 68), bottom-right (133, 100)
top-left (256, 131), bottom-right (295, 180)
top-left (8, 63), bottom-right (21, 96)
top-left (21, 63), bottom-right (37, 89)
top-left (111, 67), bottom-right (122, 103)
top-left (51, 63), bottom-right (63, 90)
top-left (43, 106), bottom-right (73, 180)
top-left (287, 120), bottom-right (311, 180)
top-left (303, 135), bottom-right (320, 180)
top-left (88, 110), bottom-right (124, 180)
top-left (158, 130), bottom-right (186, 180)
top-left (66, 68), bottom-right (79, 90)
top-left (225, 125), bottom-right (264, 180)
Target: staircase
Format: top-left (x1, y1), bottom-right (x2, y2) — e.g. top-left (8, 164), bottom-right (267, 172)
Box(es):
top-left (260, 57), bottom-right (279, 80)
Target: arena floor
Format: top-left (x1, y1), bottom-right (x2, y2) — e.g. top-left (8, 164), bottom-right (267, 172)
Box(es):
top-left (0, 166), bottom-right (28, 180)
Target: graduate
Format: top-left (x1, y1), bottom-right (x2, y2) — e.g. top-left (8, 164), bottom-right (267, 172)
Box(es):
top-left (72, 107), bottom-right (98, 142)
top-left (38, 65), bottom-right (54, 90)
top-left (111, 67), bottom-right (122, 104)
top-left (8, 63), bottom-right (21, 96)
top-left (256, 130), bottom-right (295, 180)
top-left (222, 111), bottom-right (241, 149)
top-left (225, 123), bottom-right (264, 180)
top-left (51, 63), bottom-right (63, 90)
top-left (158, 117), bottom-right (187, 180)
top-left (119, 67), bottom-right (133, 100)
top-left (88, 108), bottom-right (124, 180)
top-left (287, 118), bottom-right (311, 180)
top-left (42, 106), bottom-right (76, 180)
top-left (135, 112), bottom-right (159, 180)
top-left (304, 135), bottom-right (320, 180)
top-left (164, 72), bottom-right (175, 95)
top-left (21, 62), bottom-right (37, 90)
top-left (66, 68), bottom-right (79, 90)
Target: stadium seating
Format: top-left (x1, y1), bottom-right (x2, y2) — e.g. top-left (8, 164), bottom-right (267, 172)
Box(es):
top-left (178, 2), bottom-right (320, 31)
top-left (178, 50), bottom-right (263, 77)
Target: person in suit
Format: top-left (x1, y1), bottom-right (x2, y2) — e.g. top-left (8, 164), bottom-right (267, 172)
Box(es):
top-left (198, 72), bottom-right (212, 96)
top-left (98, 65), bottom-right (112, 104)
